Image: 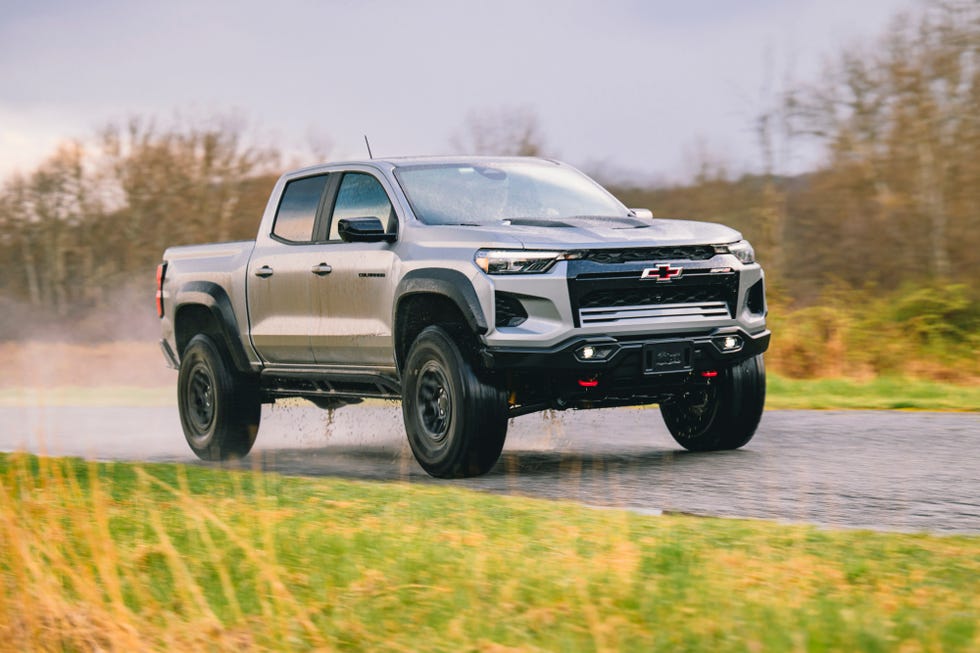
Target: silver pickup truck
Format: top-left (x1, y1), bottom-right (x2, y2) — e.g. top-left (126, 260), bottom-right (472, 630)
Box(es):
top-left (157, 156), bottom-right (770, 477)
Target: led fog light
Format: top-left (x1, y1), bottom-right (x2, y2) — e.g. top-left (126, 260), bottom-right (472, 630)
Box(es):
top-left (574, 343), bottom-right (618, 362)
top-left (714, 335), bottom-right (744, 352)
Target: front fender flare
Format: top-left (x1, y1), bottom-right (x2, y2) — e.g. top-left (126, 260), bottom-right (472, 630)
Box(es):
top-left (393, 269), bottom-right (489, 336)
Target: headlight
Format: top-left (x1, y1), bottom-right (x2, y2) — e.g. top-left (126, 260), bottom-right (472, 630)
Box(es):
top-left (475, 249), bottom-right (581, 274)
top-left (716, 240), bottom-right (755, 264)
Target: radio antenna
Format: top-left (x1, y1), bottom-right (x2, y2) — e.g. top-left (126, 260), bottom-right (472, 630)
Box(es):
top-left (363, 135), bottom-right (374, 159)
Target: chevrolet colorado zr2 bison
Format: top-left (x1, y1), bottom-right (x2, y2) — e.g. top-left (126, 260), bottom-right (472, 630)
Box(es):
top-left (157, 156), bottom-right (770, 478)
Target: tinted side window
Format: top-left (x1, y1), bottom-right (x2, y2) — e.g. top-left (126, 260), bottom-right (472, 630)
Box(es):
top-left (329, 173), bottom-right (394, 240)
top-left (273, 175), bottom-right (329, 242)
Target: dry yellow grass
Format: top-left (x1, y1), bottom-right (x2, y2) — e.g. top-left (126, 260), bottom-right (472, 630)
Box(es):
top-left (1, 453), bottom-right (978, 652)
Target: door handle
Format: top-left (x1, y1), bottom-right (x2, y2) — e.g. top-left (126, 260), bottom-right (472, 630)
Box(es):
top-left (311, 263), bottom-right (333, 276)
top-left (254, 265), bottom-right (274, 278)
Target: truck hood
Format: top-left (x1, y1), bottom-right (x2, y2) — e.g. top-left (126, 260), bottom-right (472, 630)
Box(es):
top-left (408, 217), bottom-right (742, 251)
top-left (501, 216), bottom-right (742, 249)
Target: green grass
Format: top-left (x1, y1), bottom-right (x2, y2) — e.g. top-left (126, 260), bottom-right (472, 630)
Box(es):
top-left (1, 453), bottom-right (978, 651)
top-left (766, 374), bottom-right (980, 411)
top-left (3, 375), bottom-right (979, 411)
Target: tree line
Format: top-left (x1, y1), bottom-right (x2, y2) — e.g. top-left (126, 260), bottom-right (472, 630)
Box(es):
top-left (618, 0), bottom-right (979, 302)
top-left (0, 1), bottom-right (977, 344)
top-left (0, 117), bottom-right (279, 316)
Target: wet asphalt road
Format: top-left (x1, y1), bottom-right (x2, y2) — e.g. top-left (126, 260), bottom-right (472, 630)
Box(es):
top-left (1, 402), bottom-right (978, 534)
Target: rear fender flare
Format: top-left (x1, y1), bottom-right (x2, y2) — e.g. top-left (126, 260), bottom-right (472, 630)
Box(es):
top-left (173, 281), bottom-right (252, 374)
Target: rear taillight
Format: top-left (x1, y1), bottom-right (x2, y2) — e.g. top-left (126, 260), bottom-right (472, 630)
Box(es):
top-left (156, 262), bottom-right (167, 317)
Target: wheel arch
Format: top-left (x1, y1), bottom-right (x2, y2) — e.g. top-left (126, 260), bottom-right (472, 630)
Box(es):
top-left (393, 270), bottom-right (489, 373)
top-left (173, 281), bottom-right (252, 374)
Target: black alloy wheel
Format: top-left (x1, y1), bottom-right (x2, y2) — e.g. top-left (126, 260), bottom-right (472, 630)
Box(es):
top-left (186, 363), bottom-right (217, 435)
top-left (416, 361), bottom-right (454, 447)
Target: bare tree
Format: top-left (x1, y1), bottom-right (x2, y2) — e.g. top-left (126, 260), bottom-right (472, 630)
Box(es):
top-left (0, 113), bottom-right (283, 321)
top-left (784, 0), bottom-right (980, 284)
top-left (98, 114), bottom-right (279, 257)
top-left (450, 106), bottom-right (548, 157)
top-left (0, 143), bottom-right (104, 313)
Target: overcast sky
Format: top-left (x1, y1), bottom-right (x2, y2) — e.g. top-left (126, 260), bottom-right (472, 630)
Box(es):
top-left (1, 0), bottom-right (915, 184)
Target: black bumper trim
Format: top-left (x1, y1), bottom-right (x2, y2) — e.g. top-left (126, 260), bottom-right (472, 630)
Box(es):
top-left (481, 328), bottom-right (770, 372)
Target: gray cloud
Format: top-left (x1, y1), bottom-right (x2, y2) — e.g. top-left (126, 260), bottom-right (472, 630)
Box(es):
top-left (0, 0), bottom-right (914, 181)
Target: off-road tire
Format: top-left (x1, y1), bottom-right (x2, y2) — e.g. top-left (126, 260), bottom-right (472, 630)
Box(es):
top-left (660, 354), bottom-right (766, 451)
top-left (178, 334), bottom-right (261, 461)
top-left (402, 325), bottom-right (508, 478)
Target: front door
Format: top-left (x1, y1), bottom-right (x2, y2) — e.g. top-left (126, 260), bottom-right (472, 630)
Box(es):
top-left (310, 171), bottom-right (399, 366)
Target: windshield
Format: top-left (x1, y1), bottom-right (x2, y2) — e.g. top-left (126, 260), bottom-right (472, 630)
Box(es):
top-left (393, 161), bottom-right (629, 226)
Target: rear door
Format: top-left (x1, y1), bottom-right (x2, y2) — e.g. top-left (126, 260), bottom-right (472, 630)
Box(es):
top-left (247, 173), bottom-right (332, 365)
top-left (310, 171), bottom-right (399, 366)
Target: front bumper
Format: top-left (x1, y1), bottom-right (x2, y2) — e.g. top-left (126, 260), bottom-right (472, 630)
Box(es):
top-left (480, 326), bottom-right (770, 373)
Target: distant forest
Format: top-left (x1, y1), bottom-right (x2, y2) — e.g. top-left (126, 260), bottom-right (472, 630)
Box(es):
top-left (1, 0), bottom-right (977, 373)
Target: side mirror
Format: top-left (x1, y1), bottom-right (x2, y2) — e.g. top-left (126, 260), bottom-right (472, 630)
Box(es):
top-left (629, 208), bottom-right (653, 219)
top-left (337, 217), bottom-right (396, 243)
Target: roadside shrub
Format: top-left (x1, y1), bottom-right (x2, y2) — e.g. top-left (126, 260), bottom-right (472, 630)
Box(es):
top-left (767, 283), bottom-right (979, 382)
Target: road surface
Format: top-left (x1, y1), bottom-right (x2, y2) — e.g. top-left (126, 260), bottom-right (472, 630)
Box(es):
top-left (1, 401), bottom-right (977, 533)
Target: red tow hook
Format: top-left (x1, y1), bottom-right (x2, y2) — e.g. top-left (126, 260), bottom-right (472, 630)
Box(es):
top-left (577, 377), bottom-right (599, 388)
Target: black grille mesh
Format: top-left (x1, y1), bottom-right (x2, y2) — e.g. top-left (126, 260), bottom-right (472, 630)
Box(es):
top-left (583, 246), bottom-right (716, 264)
top-left (579, 285), bottom-right (730, 309)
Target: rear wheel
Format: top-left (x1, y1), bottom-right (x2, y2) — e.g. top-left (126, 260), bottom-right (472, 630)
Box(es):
top-left (402, 326), bottom-right (508, 478)
top-left (660, 354), bottom-right (766, 451)
top-left (178, 334), bottom-right (261, 461)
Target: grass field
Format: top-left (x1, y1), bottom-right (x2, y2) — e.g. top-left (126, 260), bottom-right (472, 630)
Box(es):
top-left (1, 453), bottom-right (978, 651)
top-left (2, 374), bottom-right (978, 411)
top-left (766, 375), bottom-right (980, 411)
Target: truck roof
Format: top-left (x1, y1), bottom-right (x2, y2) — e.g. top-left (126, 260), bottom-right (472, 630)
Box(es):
top-left (284, 155), bottom-right (563, 178)
top-left (379, 155), bottom-right (560, 167)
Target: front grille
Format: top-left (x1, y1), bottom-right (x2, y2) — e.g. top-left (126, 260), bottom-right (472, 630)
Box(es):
top-left (579, 284), bottom-right (732, 309)
top-left (582, 245), bottom-right (716, 264)
top-left (567, 263), bottom-right (738, 326)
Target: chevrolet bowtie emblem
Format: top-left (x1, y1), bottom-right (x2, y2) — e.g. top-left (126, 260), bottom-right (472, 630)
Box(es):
top-left (640, 264), bottom-right (683, 281)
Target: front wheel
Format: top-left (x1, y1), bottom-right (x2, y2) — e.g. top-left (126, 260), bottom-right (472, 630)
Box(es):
top-left (178, 334), bottom-right (261, 461)
top-left (402, 326), bottom-right (508, 478)
top-left (660, 355), bottom-right (766, 451)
